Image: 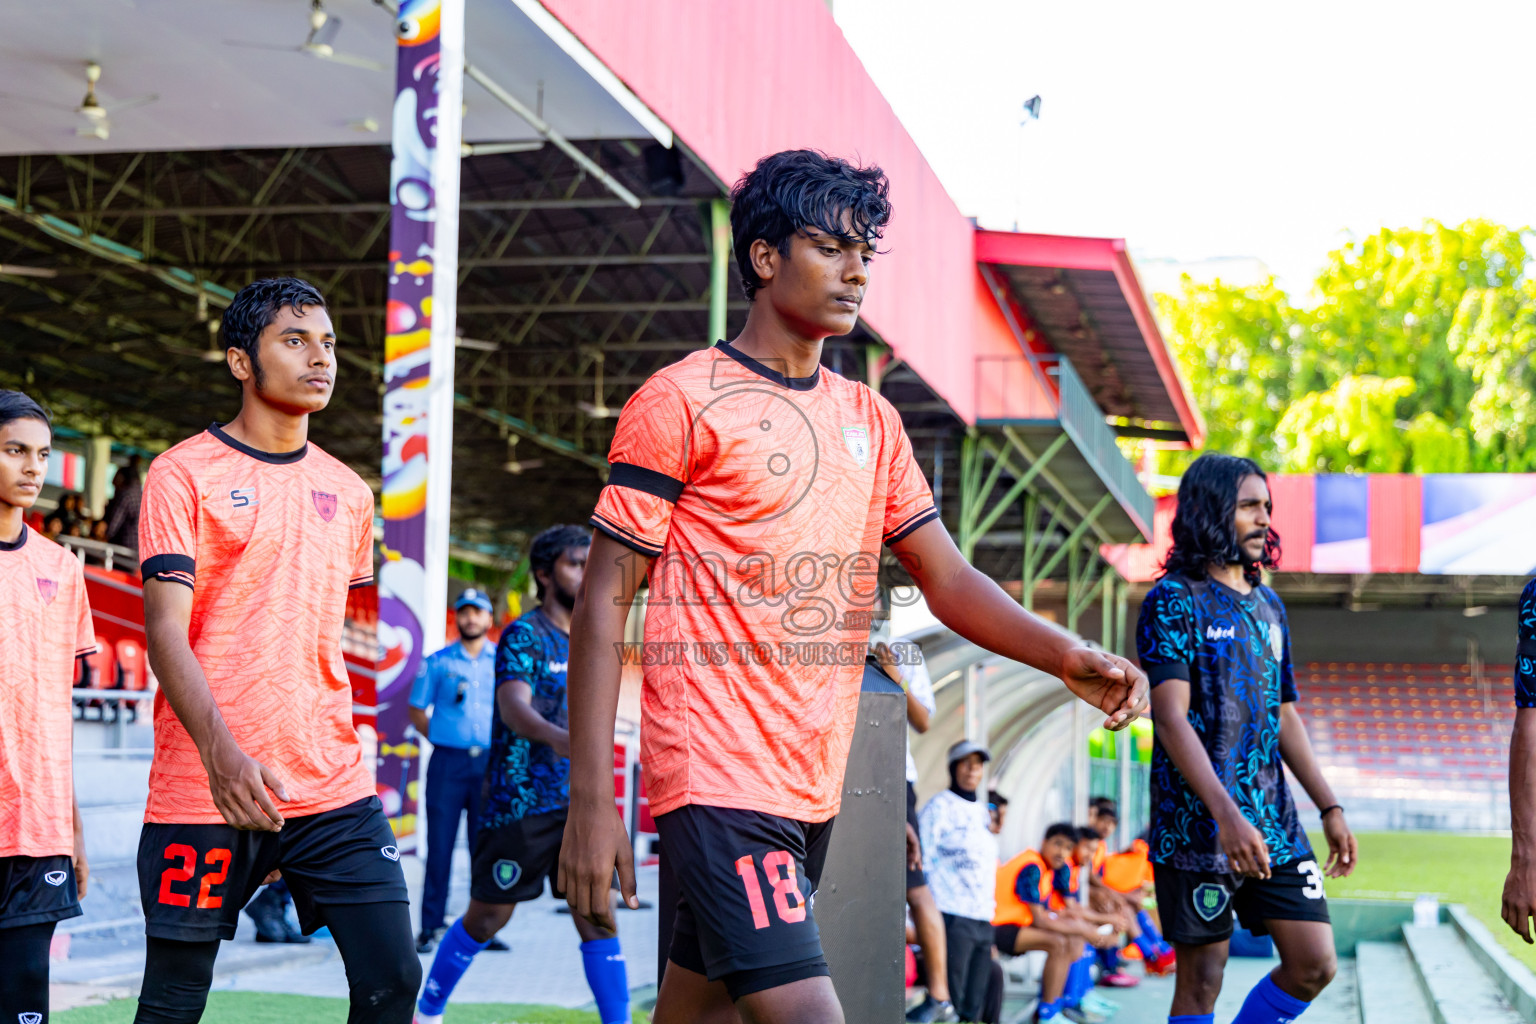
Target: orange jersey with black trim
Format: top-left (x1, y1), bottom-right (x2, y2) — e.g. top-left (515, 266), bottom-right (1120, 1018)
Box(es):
top-left (138, 425), bottom-right (376, 824)
top-left (590, 343), bottom-right (938, 822)
top-left (994, 849), bottom-right (1053, 928)
top-left (1103, 838), bottom-right (1154, 893)
top-left (0, 526), bottom-right (94, 857)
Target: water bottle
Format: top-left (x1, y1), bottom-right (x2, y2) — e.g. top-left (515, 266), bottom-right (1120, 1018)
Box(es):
top-left (1413, 894), bottom-right (1439, 928)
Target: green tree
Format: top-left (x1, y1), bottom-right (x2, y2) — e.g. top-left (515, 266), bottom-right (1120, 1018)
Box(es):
top-left (1155, 219), bottom-right (1535, 475)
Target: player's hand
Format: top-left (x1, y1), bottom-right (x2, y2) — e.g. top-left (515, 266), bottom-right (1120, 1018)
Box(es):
top-left (873, 642), bottom-right (903, 685)
top-left (73, 826), bottom-right (89, 900)
top-left (1320, 808), bottom-right (1356, 879)
top-left (204, 736), bottom-right (288, 831)
top-left (1059, 647), bottom-right (1149, 732)
top-left (1505, 854), bottom-right (1536, 943)
top-left (1218, 810), bottom-right (1271, 878)
top-left (262, 869), bottom-right (283, 886)
top-left (558, 799), bottom-right (638, 933)
top-left (906, 823), bottom-right (923, 872)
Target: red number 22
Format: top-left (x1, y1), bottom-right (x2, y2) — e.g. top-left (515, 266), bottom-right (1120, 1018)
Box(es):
top-left (158, 845), bottom-right (233, 908)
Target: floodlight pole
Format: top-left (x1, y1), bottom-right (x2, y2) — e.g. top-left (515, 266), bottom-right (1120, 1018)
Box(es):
top-left (708, 198), bottom-right (731, 345)
top-left (377, 0), bottom-right (466, 854)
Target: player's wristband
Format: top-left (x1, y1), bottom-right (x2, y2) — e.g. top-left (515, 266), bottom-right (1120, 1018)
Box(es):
top-left (1319, 804), bottom-right (1344, 819)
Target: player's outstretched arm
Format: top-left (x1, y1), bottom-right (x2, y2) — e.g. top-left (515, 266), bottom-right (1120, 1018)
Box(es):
top-left (143, 579), bottom-right (288, 831)
top-left (1277, 703), bottom-right (1355, 878)
top-left (1505, 708), bottom-right (1536, 942)
top-left (558, 533), bottom-right (647, 931)
top-left (889, 520), bottom-right (1148, 730)
top-left (1149, 679), bottom-right (1271, 878)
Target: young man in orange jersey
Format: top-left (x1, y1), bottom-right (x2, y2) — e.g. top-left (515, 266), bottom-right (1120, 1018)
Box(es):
top-left (559, 149), bottom-right (1149, 1023)
top-left (134, 279), bottom-right (418, 1023)
top-left (0, 390), bottom-right (93, 1022)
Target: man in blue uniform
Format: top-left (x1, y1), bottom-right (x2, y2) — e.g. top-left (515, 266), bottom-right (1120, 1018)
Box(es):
top-left (1503, 581), bottom-right (1536, 941)
top-left (1137, 453), bottom-right (1358, 1024)
top-left (414, 526), bottom-right (629, 1024)
top-left (409, 588), bottom-right (499, 953)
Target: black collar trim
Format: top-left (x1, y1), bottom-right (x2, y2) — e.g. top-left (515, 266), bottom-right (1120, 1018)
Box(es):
top-left (716, 341), bottom-right (820, 391)
top-left (0, 523), bottom-right (27, 552)
top-left (209, 423), bottom-right (308, 464)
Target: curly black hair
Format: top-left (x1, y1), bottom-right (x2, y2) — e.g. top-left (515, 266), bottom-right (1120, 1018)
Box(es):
top-left (218, 277), bottom-right (327, 388)
top-left (728, 149), bottom-right (892, 303)
top-left (1161, 452), bottom-right (1281, 587)
top-left (529, 524), bottom-right (591, 602)
top-left (0, 389), bottom-right (50, 431)
top-left (1044, 822), bottom-right (1077, 843)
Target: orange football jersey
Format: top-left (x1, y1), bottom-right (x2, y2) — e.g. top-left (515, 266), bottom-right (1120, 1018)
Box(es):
top-left (591, 343), bottom-right (938, 822)
top-left (0, 525), bottom-right (94, 857)
top-left (138, 425), bottom-right (376, 824)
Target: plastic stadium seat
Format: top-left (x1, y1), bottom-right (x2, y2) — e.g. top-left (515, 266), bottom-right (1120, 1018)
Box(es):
top-left (116, 638), bottom-right (147, 690)
top-left (82, 636), bottom-right (116, 689)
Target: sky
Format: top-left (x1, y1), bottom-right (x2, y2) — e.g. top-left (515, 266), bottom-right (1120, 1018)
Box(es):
top-left (834, 0), bottom-right (1536, 296)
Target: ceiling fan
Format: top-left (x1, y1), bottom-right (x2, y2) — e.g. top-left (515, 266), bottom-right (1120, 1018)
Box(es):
top-left (224, 0), bottom-right (387, 72)
top-left (0, 62), bottom-right (158, 142)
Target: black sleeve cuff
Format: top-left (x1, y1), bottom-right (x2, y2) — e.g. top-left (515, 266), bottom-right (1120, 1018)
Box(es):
top-left (590, 514), bottom-right (664, 558)
top-left (142, 553), bottom-right (196, 589)
top-left (1146, 662), bottom-right (1191, 686)
top-left (607, 462), bottom-right (685, 503)
top-left (885, 507), bottom-right (941, 545)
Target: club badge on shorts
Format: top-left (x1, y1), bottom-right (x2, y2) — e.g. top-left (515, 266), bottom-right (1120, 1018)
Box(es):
top-left (1193, 881), bottom-right (1231, 922)
top-left (493, 859), bottom-right (522, 890)
top-left (43, 870), bottom-right (66, 886)
top-left (841, 425), bottom-right (869, 469)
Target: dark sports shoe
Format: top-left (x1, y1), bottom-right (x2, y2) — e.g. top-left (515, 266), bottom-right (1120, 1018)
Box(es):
top-left (485, 936), bottom-right (510, 951)
top-left (415, 929), bottom-right (441, 954)
top-left (905, 994), bottom-right (959, 1022)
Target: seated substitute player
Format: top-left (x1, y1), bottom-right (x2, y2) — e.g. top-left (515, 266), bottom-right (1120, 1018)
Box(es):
top-left (0, 390), bottom-right (94, 1022)
top-left (414, 524), bottom-right (630, 1024)
top-left (560, 149), bottom-right (1149, 1024)
top-left (1082, 804), bottom-right (1176, 978)
top-left (1138, 453), bottom-right (1357, 1024)
top-left (994, 824), bottom-right (1108, 1024)
top-left (134, 278), bottom-right (419, 1024)
top-left (1056, 828), bottom-right (1138, 990)
top-left (1505, 579), bottom-right (1536, 942)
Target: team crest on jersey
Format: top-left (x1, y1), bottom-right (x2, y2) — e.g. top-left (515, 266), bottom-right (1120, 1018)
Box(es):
top-left (312, 490), bottom-right (338, 522)
top-left (43, 870), bottom-right (66, 886)
top-left (1269, 623), bottom-right (1285, 659)
top-left (1192, 882), bottom-right (1231, 922)
top-left (36, 578), bottom-right (58, 605)
top-left (493, 859), bottom-right (522, 890)
top-left (380, 845), bottom-right (400, 861)
top-left (841, 425), bottom-right (869, 468)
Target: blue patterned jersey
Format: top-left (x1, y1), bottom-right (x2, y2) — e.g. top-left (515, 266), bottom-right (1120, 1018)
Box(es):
top-left (484, 608), bottom-right (570, 826)
top-left (1136, 574), bottom-right (1312, 872)
top-left (1518, 580), bottom-right (1536, 709)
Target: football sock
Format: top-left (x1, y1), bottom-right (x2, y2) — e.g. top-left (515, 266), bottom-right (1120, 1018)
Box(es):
top-left (1231, 973), bottom-right (1311, 1024)
top-left (1097, 944), bottom-right (1121, 973)
top-left (0, 921), bottom-right (54, 1023)
top-left (1167, 1016), bottom-right (1214, 1024)
top-left (1065, 948), bottom-right (1094, 1004)
top-left (1036, 995), bottom-right (1063, 1020)
top-left (580, 936), bottom-right (630, 1024)
top-left (417, 917), bottom-right (489, 1016)
top-left (1137, 910), bottom-right (1173, 956)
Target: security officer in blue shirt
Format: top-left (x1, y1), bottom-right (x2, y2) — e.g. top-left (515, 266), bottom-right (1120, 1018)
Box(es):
top-left (409, 588), bottom-right (503, 952)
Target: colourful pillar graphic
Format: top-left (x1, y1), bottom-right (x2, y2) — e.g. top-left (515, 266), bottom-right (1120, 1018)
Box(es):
top-left (377, 0), bottom-right (464, 851)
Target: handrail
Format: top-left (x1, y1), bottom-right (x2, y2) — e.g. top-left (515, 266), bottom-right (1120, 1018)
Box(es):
top-left (1054, 358), bottom-right (1155, 539)
top-left (58, 535), bottom-right (139, 573)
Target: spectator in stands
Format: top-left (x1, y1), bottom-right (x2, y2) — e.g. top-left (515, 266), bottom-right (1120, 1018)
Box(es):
top-left (103, 460), bottom-right (142, 551)
top-left (1504, 578), bottom-right (1536, 942)
top-left (57, 492), bottom-right (83, 534)
top-left (987, 791), bottom-right (1008, 836)
top-left (408, 588), bottom-right (503, 954)
top-left (871, 625), bottom-right (956, 1023)
top-left (43, 515), bottom-right (64, 542)
top-left (919, 741), bottom-right (999, 1023)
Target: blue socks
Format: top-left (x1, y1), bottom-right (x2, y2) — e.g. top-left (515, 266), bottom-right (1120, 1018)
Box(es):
top-left (1037, 996), bottom-right (1063, 1020)
top-left (1168, 1016), bottom-right (1214, 1024)
top-left (1232, 973), bottom-right (1311, 1024)
top-left (1138, 909), bottom-right (1173, 956)
top-left (1065, 947), bottom-right (1095, 1005)
top-left (580, 936), bottom-right (630, 1024)
top-left (1097, 943), bottom-right (1121, 973)
top-left (417, 917), bottom-right (489, 1016)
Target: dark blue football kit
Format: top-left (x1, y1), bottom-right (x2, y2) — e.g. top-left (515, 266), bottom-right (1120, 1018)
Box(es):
top-left (1136, 574), bottom-right (1328, 943)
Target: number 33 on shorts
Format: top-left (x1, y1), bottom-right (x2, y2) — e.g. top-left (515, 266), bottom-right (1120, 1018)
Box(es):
top-left (1296, 859), bottom-right (1325, 899)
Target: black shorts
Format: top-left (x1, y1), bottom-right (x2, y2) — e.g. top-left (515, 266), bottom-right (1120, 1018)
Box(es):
top-left (993, 923), bottom-right (1021, 955)
top-left (137, 796), bottom-right (409, 941)
top-left (470, 811), bottom-right (567, 904)
top-left (1153, 857), bottom-right (1330, 946)
top-left (0, 854), bottom-right (82, 929)
top-left (905, 782), bottom-right (926, 891)
top-left (659, 804), bottom-right (835, 1001)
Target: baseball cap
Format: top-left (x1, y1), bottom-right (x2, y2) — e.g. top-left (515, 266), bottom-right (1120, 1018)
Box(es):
top-left (947, 739), bottom-right (992, 767)
top-left (454, 588), bottom-right (493, 613)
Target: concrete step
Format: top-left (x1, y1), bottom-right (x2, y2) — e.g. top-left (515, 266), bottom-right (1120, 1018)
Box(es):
top-left (1401, 923), bottom-right (1523, 1024)
top-left (1356, 942), bottom-right (1434, 1024)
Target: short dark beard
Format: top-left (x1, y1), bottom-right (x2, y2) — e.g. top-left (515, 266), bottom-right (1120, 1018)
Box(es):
top-left (552, 582), bottom-right (577, 612)
top-left (459, 623), bottom-right (487, 640)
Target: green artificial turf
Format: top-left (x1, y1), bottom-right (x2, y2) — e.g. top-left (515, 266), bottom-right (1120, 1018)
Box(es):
top-left (1311, 830), bottom-right (1535, 971)
top-left (55, 993), bottom-right (648, 1024)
